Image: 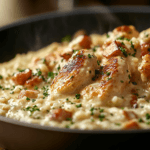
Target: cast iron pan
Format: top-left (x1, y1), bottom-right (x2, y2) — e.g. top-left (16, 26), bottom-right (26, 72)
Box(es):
top-left (0, 6), bottom-right (150, 150)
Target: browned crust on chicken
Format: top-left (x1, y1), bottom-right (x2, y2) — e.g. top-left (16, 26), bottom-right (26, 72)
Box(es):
top-left (123, 120), bottom-right (140, 129)
top-left (12, 69), bottom-right (32, 85)
top-left (25, 76), bottom-right (43, 88)
top-left (50, 49), bottom-right (98, 96)
top-left (50, 108), bottom-right (72, 122)
top-left (18, 90), bottom-right (39, 99)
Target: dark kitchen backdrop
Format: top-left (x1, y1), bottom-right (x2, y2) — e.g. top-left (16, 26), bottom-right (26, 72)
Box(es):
top-left (0, 0), bottom-right (149, 27)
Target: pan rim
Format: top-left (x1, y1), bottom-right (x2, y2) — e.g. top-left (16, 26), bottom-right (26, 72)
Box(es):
top-left (0, 5), bottom-right (150, 32)
top-left (1, 5), bottom-right (150, 134)
top-left (0, 115), bottom-right (149, 134)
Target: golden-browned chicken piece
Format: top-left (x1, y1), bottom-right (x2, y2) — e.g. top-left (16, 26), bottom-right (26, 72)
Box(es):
top-left (12, 69), bottom-right (32, 85)
top-left (50, 49), bottom-right (99, 99)
top-left (113, 25), bottom-right (139, 39)
top-left (139, 54), bottom-right (150, 82)
top-left (103, 40), bottom-right (127, 58)
top-left (18, 90), bottom-right (39, 99)
top-left (139, 28), bottom-right (150, 43)
top-left (50, 108), bottom-right (72, 122)
top-left (81, 56), bottom-right (131, 107)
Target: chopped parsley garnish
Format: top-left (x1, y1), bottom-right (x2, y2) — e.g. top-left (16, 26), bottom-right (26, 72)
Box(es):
top-left (106, 33), bottom-right (110, 38)
top-left (146, 113), bottom-right (150, 120)
top-left (25, 105), bottom-right (40, 116)
top-left (17, 68), bottom-right (25, 72)
top-left (107, 77), bottom-right (112, 81)
top-left (120, 80), bottom-right (124, 83)
top-left (70, 76), bottom-right (74, 79)
top-left (106, 72), bottom-right (111, 76)
top-left (0, 75), bottom-right (3, 79)
top-left (72, 50), bottom-right (79, 53)
top-left (90, 107), bottom-right (95, 115)
top-left (131, 53), bottom-right (136, 57)
top-left (10, 91), bottom-right (14, 94)
top-left (75, 94), bottom-right (80, 99)
top-left (119, 46), bottom-right (128, 57)
top-left (97, 60), bottom-right (100, 66)
top-left (26, 97), bottom-right (30, 101)
top-left (42, 86), bottom-right (49, 97)
top-left (99, 114), bottom-right (105, 121)
top-left (115, 123), bottom-right (121, 126)
top-left (57, 65), bottom-right (61, 71)
top-left (48, 72), bottom-right (58, 79)
top-left (121, 42), bottom-right (125, 45)
top-left (138, 118), bottom-right (143, 123)
top-left (34, 86), bottom-right (38, 90)
top-left (42, 58), bottom-right (46, 64)
top-left (145, 34), bottom-right (149, 37)
top-left (76, 104), bottom-right (82, 108)
top-left (32, 99), bottom-right (36, 102)
top-left (116, 37), bottom-right (130, 41)
top-left (130, 41), bottom-right (134, 49)
top-left (66, 118), bottom-right (72, 121)
top-left (92, 46), bottom-right (99, 52)
top-left (92, 69), bottom-right (101, 81)
top-left (88, 54), bottom-right (93, 58)
top-left (34, 68), bottom-right (42, 76)
top-left (128, 74), bottom-right (131, 79)
top-left (65, 125), bottom-right (70, 128)
top-left (61, 35), bottom-right (71, 42)
top-left (132, 82), bottom-right (137, 85)
top-left (99, 108), bottom-right (104, 113)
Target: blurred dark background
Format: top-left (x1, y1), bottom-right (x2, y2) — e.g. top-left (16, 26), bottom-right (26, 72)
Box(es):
top-left (0, 0), bottom-right (149, 27)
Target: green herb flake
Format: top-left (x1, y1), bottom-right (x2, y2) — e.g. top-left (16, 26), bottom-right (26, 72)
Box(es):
top-left (25, 105), bottom-right (40, 116)
top-left (32, 99), bottom-right (36, 102)
top-left (119, 46), bottom-right (128, 57)
top-left (115, 123), bottom-right (121, 126)
top-left (99, 114), bottom-right (105, 121)
top-left (107, 77), bottom-right (112, 81)
top-left (66, 118), bottom-right (72, 121)
top-left (146, 113), bottom-right (150, 120)
top-left (138, 118), bottom-right (143, 123)
top-left (17, 68), bottom-right (25, 72)
top-left (65, 125), bottom-right (70, 128)
top-left (90, 107), bottom-right (95, 115)
top-left (48, 72), bottom-right (55, 79)
top-left (121, 42), bottom-right (125, 45)
top-left (92, 46), bottom-right (99, 52)
top-left (99, 108), bottom-right (104, 113)
top-left (10, 91), bottom-right (14, 94)
top-left (88, 54), bottom-right (92, 58)
top-left (26, 97), bottom-right (30, 101)
top-left (70, 76), bottom-right (74, 79)
top-left (128, 74), bottom-right (131, 79)
top-left (57, 65), bottom-right (61, 71)
top-left (76, 104), bottom-right (82, 108)
top-left (106, 33), bottom-right (110, 38)
top-left (34, 86), bottom-right (38, 90)
top-left (61, 35), bottom-right (71, 42)
top-left (97, 60), bottom-right (100, 66)
top-left (120, 80), bottom-right (124, 83)
top-left (132, 82), bottom-right (137, 85)
top-left (75, 94), bottom-right (80, 99)
top-left (42, 58), bottom-right (46, 64)
top-left (106, 72), bottom-right (111, 76)
top-left (0, 75), bottom-right (3, 79)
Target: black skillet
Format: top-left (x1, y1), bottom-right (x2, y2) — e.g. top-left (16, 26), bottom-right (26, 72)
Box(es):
top-left (0, 6), bottom-right (149, 150)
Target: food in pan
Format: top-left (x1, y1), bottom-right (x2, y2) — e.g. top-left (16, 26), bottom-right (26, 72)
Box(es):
top-left (1, 25), bottom-right (150, 130)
